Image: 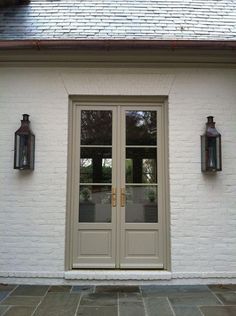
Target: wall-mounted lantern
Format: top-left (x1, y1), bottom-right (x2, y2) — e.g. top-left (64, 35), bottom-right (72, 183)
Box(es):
top-left (14, 114), bottom-right (35, 170)
top-left (201, 116), bottom-right (222, 172)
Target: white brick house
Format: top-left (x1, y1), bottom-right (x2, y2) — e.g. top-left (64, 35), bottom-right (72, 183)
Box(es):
top-left (0, 0), bottom-right (236, 285)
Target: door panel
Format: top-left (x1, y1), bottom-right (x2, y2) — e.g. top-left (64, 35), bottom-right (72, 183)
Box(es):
top-left (72, 103), bottom-right (165, 269)
top-left (120, 107), bottom-right (163, 268)
top-left (72, 106), bottom-right (117, 268)
top-left (79, 230), bottom-right (112, 255)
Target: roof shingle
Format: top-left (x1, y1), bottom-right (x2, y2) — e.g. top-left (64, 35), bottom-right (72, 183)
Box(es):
top-left (0, 0), bottom-right (235, 40)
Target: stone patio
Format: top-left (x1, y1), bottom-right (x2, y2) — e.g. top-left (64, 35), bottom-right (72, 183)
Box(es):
top-left (0, 284), bottom-right (236, 316)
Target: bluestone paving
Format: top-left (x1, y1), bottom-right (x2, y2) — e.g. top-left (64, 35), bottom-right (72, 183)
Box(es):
top-left (141, 285), bottom-right (210, 297)
top-left (96, 286), bottom-right (139, 293)
top-left (72, 285), bottom-right (94, 294)
top-left (168, 291), bottom-right (221, 306)
top-left (144, 297), bottom-right (174, 316)
top-left (0, 283), bottom-right (235, 315)
top-left (80, 293), bottom-right (117, 306)
top-left (48, 285), bottom-right (72, 293)
top-left (200, 305), bottom-right (236, 316)
top-left (0, 285), bottom-right (16, 292)
top-left (119, 301), bottom-right (145, 316)
top-left (0, 305), bottom-right (9, 316)
top-left (3, 306), bottom-right (35, 316)
top-left (173, 305), bottom-right (203, 316)
top-left (119, 292), bottom-right (142, 302)
top-left (208, 284), bottom-right (236, 293)
top-left (0, 293), bottom-right (8, 302)
top-left (33, 293), bottom-right (80, 316)
top-left (0, 296), bottom-right (41, 306)
top-left (215, 292), bottom-right (236, 305)
top-left (77, 305), bottom-right (117, 316)
top-left (11, 285), bottom-right (49, 296)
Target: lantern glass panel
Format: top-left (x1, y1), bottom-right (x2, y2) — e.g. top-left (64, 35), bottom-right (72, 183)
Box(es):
top-left (20, 135), bottom-right (30, 168)
top-left (216, 136), bottom-right (221, 170)
top-left (201, 135), bottom-right (206, 172)
top-left (207, 137), bottom-right (217, 170)
top-left (15, 134), bottom-right (20, 168)
top-left (30, 134), bottom-right (35, 169)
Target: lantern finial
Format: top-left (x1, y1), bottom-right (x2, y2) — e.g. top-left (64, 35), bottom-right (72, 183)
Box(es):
top-left (206, 116), bottom-right (215, 129)
top-left (22, 114), bottom-right (30, 122)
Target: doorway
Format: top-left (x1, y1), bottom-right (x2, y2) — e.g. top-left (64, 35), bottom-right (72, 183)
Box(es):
top-left (68, 98), bottom-right (168, 269)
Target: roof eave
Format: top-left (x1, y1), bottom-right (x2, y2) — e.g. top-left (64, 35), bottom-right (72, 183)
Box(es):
top-left (0, 39), bottom-right (235, 50)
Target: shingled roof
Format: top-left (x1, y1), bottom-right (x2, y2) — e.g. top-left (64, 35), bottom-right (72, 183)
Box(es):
top-left (0, 0), bottom-right (235, 40)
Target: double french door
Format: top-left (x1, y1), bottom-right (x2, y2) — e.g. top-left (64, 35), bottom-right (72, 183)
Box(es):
top-left (71, 101), bottom-right (166, 269)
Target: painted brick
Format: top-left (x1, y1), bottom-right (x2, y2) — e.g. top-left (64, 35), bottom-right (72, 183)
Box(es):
top-left (0, 67), bottom-right (236, 283)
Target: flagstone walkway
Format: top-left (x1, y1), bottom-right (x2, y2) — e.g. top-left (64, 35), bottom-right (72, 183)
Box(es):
top-left (0, 284), bottom-right (236, 316)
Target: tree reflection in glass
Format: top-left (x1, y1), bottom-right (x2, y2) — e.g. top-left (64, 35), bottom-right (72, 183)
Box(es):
top-left (80, 148), bottom-right (112, 183)
top-left (126, 148), bottom-right (157, 183)
top-left (81, 110), bottom-right (112, 145)
top-left (126, 111), bottom-right (157, 145)
top-left (142, 159), bottom-right (156, 183)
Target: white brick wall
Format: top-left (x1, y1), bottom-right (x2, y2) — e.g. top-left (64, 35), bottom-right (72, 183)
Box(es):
top-left (0, 66), bottom-right (236, 283)
top-left (0, 69), bottom-right (68, 273)
top-left (169, 69), bottom-right (236, 274)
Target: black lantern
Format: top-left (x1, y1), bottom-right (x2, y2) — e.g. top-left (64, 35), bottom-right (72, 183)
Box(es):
top-left (14, 114), bottom-right (35, 170)
top-left (201, 116), bottom-right (222, 172)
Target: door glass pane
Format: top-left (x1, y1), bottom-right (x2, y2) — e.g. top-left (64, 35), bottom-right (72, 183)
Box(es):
top-left (126, 148), bottom-right (157, 183)
top-left (81, 110), bottom-right (112, 145)
top-left (126, 111), bottom-right (157, 145)
top-left (80, 148), bottom-right (112, 183)
top-left (125, 186), bottom-right (158, 223)
top-left (79, 185), bottom-right (111, 222)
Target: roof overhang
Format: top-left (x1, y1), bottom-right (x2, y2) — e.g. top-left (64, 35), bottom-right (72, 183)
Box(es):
top-left (0, 40), bottom-right (235, 64)
top-left (0, 39), bottom-right (235, 50)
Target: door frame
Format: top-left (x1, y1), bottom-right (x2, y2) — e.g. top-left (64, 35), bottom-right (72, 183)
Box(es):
top-left (65, 95), bottom-right (170, 271)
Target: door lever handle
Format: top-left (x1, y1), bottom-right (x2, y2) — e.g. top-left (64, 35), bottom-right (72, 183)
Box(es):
top-left (120, 188), bottom-right (126, 207)
top-left (112, 188), bottom-right (116, 207)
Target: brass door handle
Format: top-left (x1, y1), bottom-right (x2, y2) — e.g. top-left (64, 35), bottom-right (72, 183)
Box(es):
top-left (112, 188), bottom-right (116, 207)
top-left (120, 188), bottom-right (126, 207)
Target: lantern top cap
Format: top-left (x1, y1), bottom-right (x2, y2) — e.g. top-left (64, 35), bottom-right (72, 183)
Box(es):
top-left (207, 116), bottom-right (214, 123)
top-left (15, 114), bottom-right (34, 135)
top-left (22, 114), bottom-right (30, 121)
top-left (206, 116), bottom-right (216, 128)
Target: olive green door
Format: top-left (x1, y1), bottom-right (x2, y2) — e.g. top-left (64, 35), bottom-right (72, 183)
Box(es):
top-left (71, 102), bottom-right (166, 269)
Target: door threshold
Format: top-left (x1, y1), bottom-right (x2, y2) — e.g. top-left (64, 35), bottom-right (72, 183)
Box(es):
top-left (65, 270), bottom-right (171, 281)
